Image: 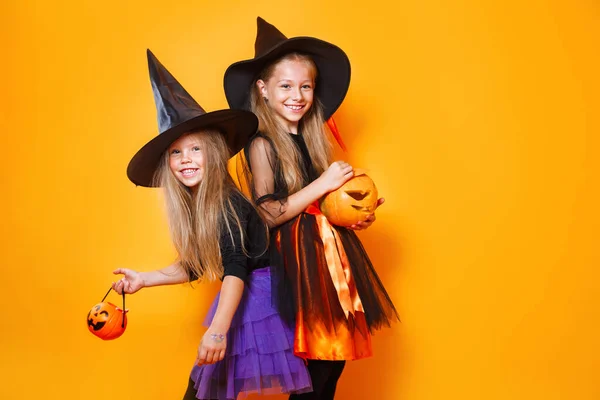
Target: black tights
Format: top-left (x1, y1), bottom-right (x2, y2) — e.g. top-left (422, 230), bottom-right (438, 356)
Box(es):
top-left (182, 377), bottom-right (222, 400)
top-left (182, 378), bottom-right (202, 400)
top-left (289, 360), bottom-right (346, 400)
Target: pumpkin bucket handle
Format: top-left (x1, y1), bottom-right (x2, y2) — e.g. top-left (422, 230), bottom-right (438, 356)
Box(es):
top-left (100, 286), bottom-right (126, 328)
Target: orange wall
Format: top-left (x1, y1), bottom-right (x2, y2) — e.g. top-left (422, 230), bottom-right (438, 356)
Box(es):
top-left (1, 1), bottom-right (599, 399)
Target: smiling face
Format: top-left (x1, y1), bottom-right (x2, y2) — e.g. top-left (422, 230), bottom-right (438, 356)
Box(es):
top-left (256, 57), bottom-right (316, 134)
top-left (87, 304), bottom-right (109, 331)
top-left (168, 133), bottom-right (206, 190)
top-left (86, 302), bottom-right (128, 340)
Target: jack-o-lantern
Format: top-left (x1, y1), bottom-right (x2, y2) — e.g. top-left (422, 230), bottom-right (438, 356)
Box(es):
top-left (320, 172), bottom-right (379, 227)
top-left (87, 288), bottom-right (128, 340)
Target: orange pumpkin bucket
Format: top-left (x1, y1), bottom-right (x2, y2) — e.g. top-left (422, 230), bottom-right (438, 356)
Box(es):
top-left (86, 287), bottom-right (128, 340)
top-left (320, 171), bottom-right (378, 227)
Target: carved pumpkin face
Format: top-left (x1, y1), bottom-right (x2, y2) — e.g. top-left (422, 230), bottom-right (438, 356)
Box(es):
top-left (320, 173), bottom-right (378, 227)
top-left (86, 302), bottom-right (127, 340)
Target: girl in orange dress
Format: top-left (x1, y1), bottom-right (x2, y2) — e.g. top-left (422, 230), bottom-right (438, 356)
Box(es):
top-left (224, 17), bottom-right (399, 399)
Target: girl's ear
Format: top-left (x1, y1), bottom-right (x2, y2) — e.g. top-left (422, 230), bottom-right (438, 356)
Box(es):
top-left (256, 80), bottom-right (267, 98)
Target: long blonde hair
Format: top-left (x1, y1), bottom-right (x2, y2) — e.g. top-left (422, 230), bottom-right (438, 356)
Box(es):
top-left (154, 130), bottom-right (249, 282)
top-left (250, 53), bottom-right (333, 194)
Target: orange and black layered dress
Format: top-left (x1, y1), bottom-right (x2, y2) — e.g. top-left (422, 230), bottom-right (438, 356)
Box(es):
top-left (243, 132), bottom-right (399, 361)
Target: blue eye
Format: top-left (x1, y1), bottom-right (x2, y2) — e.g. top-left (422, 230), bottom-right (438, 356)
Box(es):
top-left (170, 149), bottom-right (180, 155)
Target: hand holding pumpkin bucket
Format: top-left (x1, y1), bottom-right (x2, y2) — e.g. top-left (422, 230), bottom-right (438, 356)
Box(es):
top-left (86, 287), bottom-right (128, 340)
top-left (319, 170), bottom-right (379, 227)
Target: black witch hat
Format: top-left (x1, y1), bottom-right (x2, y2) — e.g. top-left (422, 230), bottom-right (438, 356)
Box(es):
top-left (127, 50), bottom-right (258, 187)
top-left (223, 17), bottom-right (351, 120)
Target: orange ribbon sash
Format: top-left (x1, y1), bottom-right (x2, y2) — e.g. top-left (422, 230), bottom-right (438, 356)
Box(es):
top-left (305, 202), bottom-right (364, 318)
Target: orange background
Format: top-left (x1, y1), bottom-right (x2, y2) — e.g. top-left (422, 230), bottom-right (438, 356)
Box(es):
top-left (2, 1), bottom-right (599, 399)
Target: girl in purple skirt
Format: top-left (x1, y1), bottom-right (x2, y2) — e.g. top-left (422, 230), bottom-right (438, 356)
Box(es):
top-left (112, 49), bottom-right (311, 400)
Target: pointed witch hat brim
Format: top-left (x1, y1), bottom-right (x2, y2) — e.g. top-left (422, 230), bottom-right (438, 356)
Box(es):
top-left (223, 17), bottom-right (351, 121)
top-left (127, 50), bottom-right (258, 188)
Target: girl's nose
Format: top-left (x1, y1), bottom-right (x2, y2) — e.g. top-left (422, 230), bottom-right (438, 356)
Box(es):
top-left (291, 87), bottom-right (302, 101)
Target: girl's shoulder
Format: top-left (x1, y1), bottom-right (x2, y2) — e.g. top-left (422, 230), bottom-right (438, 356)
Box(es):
top-left (246, 131), bottom-right (274, 151)
top-left (227, 189), bottom-right (252, 214)
top-left (227, 189), bottom-right (264, 223)
top-left (244, 132), bottom-right (278, 172)
top-left (225, 190), bottom-right (267, 245)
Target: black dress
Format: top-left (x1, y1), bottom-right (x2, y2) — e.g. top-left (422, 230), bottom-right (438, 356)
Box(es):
top-left (242, 132), bottom-right (399, 361)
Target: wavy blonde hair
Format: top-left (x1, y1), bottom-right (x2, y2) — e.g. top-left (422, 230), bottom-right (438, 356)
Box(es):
top-left (250, 53), bottom-right (333, 194)
top-left (154, 130), bottom-right (250, 282)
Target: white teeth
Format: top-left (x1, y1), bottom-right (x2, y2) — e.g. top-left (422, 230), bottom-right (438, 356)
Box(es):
top-left (181, 169), bottom-right (197, 176)
top-left (285, 105), bottom-right (303, 110)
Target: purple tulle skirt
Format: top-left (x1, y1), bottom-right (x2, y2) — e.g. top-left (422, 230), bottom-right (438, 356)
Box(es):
top-left (188, 267), bottom-right (312, 399)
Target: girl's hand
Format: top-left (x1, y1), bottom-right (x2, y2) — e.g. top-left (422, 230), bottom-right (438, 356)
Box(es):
top-left (196, 329), bottom-right (227, 365)
top-left (319, 161), bottom-right (354, 194)
top-left (348, 198), bottom-right (385, 230)
top-left (112, 268), bottom-right (145, 295)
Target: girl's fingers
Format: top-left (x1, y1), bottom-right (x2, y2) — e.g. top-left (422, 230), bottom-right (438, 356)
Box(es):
top-left (197, 347), bottom-right (207, 364)
top-left (205, 350), bottom-right (215, 364)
